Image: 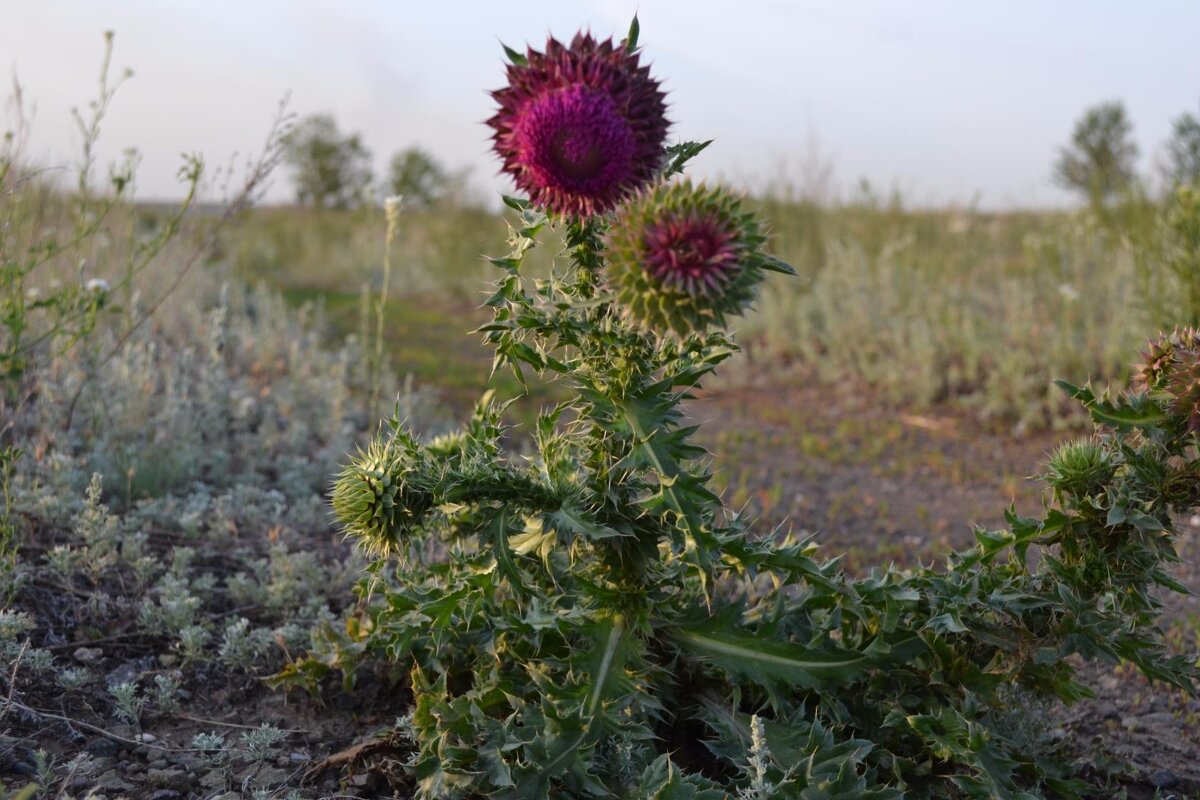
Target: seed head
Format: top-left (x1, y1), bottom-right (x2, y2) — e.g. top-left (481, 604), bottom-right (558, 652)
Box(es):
top-left (487, 32), bottom-right (669, 217)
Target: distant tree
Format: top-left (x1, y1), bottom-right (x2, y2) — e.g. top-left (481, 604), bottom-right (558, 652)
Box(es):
top-left (1053, 101), bottom-right (1139, 208)
top-left (282, 114), bottom-right (372, 209)
top-left (386, 147), bottom-right (453, 210)
top-left (1164, 106), bottom-right (1200, 189)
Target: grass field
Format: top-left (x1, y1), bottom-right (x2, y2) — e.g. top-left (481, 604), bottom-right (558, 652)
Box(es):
top-left (229, 195), bottom-right (1167, 432)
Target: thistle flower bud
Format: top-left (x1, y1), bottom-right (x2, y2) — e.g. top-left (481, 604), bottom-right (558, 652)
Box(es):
top-left (331, 438), bottom-right (435, 555)
top-left (606, 181), bottom-right (780, 336)
top-left (487, 32), bottom-right (669, 217)
top-left (1138, 327), bottom-right (1200, 431)
top-left (1044, 439), bottom-right (1114, 500)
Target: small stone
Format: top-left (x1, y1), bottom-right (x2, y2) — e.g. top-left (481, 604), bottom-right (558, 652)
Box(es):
top-left (147, 768), bottom-right (189, 791)
top-left (150, 791), bottom-right (181, 800)
top-left (94, 773), bottom-right (135, 793)
top-left (73, 646), bottom-right (103, 663)
top-left (200, 769), bottom-right (227, 789)
top-left (84, 738), bottom-right (120, 757)
top-left (254, 765), bottom-right (291, 785)
top-left (175, 754), bottom-right (202, 772)
top-left (1149, 768), bottom-right (1179, 789)
top-left (1137, 712), bottom-right (1177, 727)
top-left (348, 772), bottom-right (378, 790)
top-left (105, 659), bottom-right (143, 686)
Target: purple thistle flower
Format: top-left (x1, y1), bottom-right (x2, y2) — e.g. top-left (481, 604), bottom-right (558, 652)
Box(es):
top-left (488, 33), bottom-right (669, 217)
top-left (642, 214), bottom-right (741, 297)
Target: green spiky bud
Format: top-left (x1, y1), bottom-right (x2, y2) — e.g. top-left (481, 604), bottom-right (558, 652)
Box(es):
top-left (606, 181), bottom-right (790, 336)
top-left (1044, 439), bottom-right (1114, 500)
top-left (331, 434), bottom-right (435, 555)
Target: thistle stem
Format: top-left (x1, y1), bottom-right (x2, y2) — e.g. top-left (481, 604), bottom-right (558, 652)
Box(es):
top-left (370, 196), bottom-right (401, 415)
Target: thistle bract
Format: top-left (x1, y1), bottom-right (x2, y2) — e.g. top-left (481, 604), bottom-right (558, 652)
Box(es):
top-left (331, 435), bottom-right (433, 555)
top-left (607, 181), bottom-right (776, 335)
top-left (487, 32), bottom-right (668, 217)
top-left (1138, 327), bottom-right (1200, 430)
top-left (1044, 439), bottom-right (1114, 500)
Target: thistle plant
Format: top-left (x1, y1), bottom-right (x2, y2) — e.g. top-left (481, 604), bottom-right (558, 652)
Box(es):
top-left (299, 19), bottom-right (1199, 799)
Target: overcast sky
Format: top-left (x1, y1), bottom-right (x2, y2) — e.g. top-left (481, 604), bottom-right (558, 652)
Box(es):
top-left (3, 1), bottom-right (1199, 209)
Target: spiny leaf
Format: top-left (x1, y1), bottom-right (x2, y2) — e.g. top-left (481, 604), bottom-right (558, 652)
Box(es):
top-left (1056, 380), bottom-right (1167, 428)
top-left (672, 615), bottom-right (878, 691)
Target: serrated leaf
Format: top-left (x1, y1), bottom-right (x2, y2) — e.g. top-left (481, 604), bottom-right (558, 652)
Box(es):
top-left (1057, 380), bottom-right (1167, 428)
top-left (505, 615), bottom-right (631, 799)
top-left (543, 501), bottom-right (628, 541)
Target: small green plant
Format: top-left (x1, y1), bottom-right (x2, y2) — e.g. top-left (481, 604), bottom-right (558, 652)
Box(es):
top-left (0, 446), bottom-right (23, 605)
top-left (108, 680), bottom-right (144, 727)
top-left (151, 672), bottom-right (182, 715)
top-left (280, 18), bottom-right (1198, 799)
top-left (30, 749), bottom-right (53, 797)
top-left (193, 731), bottom-right (233, 771)
top-left (238, 723), bottom-right (287, 763)
top-left (219, 617), bottom-right (270, 671)
top-left (0, 31), bottom-right (202, 393)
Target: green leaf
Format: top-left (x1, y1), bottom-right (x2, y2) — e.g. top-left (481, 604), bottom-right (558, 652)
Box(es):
top-left (501, 194), bottom-right (530, 211)
top-left (624, 14), bottom-right (640, 52)
top-left (501, 43), bottom-right (527, 66)
top-left (759, 253), bottom-right (797, 275)
top-left (543, 501), bottom-right (628, 542)
top-left (638, 755), bottom-right (726, 799)
top-left (488, 511), bottom-right (529, 597)
top-left (672, 615), bottom-right (879, 691)
top-left (664, 140), bottom-right (714, 177)
top-left (925, 611), bottom-right (969, 635)
top-left (1056, 380), bottom-right (1167, 428)
top-left (507, 615), bottom-right (631, 799)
